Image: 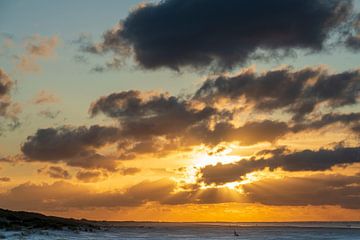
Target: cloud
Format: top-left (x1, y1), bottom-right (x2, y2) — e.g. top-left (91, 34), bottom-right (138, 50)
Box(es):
top-left (37, 109), bottom-right (61, 119)
top-left (0, 68), bottom-right (13, 117)
top-left (75, 167), bottom-right (140, 183)
top-left (83, 0), bottom-right (354, 71)
top-left (16, 35), bottom-right (59, 73)
top-left (0, 177), bottom-right (10, 182)
top-left (346, 34), bottom-right (360, 49)
top-left (345, 14), bottom-right (360, 50)
top-left (195, 66), bottom-right (360, 120)
top-left (0, 178), bottom-right (242, 211)
top-left (187, 120), bottom-right (289, 146)
top-left (292, 112), bottom-right (360, 133)
top-left (0, 68), bottom-right (21, 134)
top-left (88, 90), bottom-right (291, 159)
top-left (76, 170), bottom-right (104, 183)
top-left (199, 146), bottom-right (360, 184)
top-left (38, 166), bottom-right (71, 179)
top-left (31, 90), bottom-right (60, 104)
top-left (119, 167), bottom-right (141, 176)
top-left (163, 187), bottom-right (243, 205)
top-left (0, 179), bottom-right (176, 211)
top-left (89, 91), bottom-right (215, 127)
top-left (89, 90), bottom-right (220, 157)
top-left (21, 125), bottom-right (121, 171)
top-left (243, 174), bottom-right (360, 209)
top-left (90, 57), bottom-right (125, 73)
top-left (1, 174), bottom-right (359, 211)
top-left (21, 64), bottom-right (360, 166)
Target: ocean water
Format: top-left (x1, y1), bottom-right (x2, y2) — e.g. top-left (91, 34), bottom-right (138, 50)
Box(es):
top-left (1, 222), bottom-right (360, 240)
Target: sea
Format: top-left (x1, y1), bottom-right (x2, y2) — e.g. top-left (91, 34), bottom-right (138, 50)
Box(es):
top-left (1, 222), bottom-right (360, 239)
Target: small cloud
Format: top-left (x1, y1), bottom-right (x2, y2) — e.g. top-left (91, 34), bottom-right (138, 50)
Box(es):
top-left (37, 109), bottom-right (61, 119)
top-left (16, 35), bottom-right (59, 73)
top-left (73, 55), bottom-right (88, 64)
top-left (76, 170), bottom-right (106, 182)
top-left (0, 177), bottom-right (10, 182)
top-left (31, 90), bottom-right (60, 104)
top-left (38, 166), bottom-right (71, 179)
top-left (119, 167), bottom-right (141, 176)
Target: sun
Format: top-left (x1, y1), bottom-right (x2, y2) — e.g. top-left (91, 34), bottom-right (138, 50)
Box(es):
top-left (177, 145), bottom-right (249, 188)
top-left (191, 145), bottom-right (242, 168)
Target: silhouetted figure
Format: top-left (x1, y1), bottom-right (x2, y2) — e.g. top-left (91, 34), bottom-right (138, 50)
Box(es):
top-left (234, 230), bottom-right (239, 236)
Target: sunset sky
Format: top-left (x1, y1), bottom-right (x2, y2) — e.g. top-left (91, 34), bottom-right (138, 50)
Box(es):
top-left (1, 0), bottom-right (360, 221)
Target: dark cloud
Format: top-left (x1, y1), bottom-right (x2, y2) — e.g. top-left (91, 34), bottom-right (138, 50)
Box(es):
top-left (195, 67), bottom-right (360, 120)
top-left (345, 15), bottom-right (360, 50)
top-left (0, 177), bottom-right (10, 182)
top-left (83, 0), bottom-right (354, 70)
top-left (0, 68), bottom-right (21, 134)
top-left (243, 174), bottom-right (360, 209)
top-left (76, 170), bottom-right (104, 183)
top-left (38, 166), bottom-right (71, 179)
top-left (187, 120), bottom-right (289, 146)
top-left (292, 112), bottom-right (360, 132)
top-left (0, 69), bottom-right (12, 98)
top-left (0, 69), bottom-right (14, 118)
top-left (90, 91), bottom-right (215, 131)
top-left (37, 109), bottom-right (61, 119)
top-left (21, 125), bottom-right (121, 171)
top-left (200, 146), bottom-right (360, 185)
top-left (119, 167), bottom-right (141, 176)
top-left (89, 90), bottom-right (220, 157)
top-left (88, 90), bottom-right (293, 160)
top-left (346, 34), bottom-right (360, 49)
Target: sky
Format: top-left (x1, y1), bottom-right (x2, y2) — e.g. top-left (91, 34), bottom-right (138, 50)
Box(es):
top-left (1, 0), bottom-right (360, 221)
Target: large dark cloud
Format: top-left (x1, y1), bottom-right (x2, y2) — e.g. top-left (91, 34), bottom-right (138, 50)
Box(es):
top-left (89, 90), bottom-right (291, 153)
top-left (21, 125), bottom-right (121, 171)
top-left (195, 67), bottom-right (360, 120)
top-left (90, 90), bottom-right (216, 136)
top-left (83, 0), bottom-right (354, 70)
top-left (200, 146), bottom-right (360, 185)
top-left (243, 174), bottom-right (360, 209)
top-left (89, 90), bottom-right (221, 158)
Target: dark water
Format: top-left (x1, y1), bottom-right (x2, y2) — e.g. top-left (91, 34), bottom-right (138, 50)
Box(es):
top-left (2, 222), bottom-right (360, 239)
